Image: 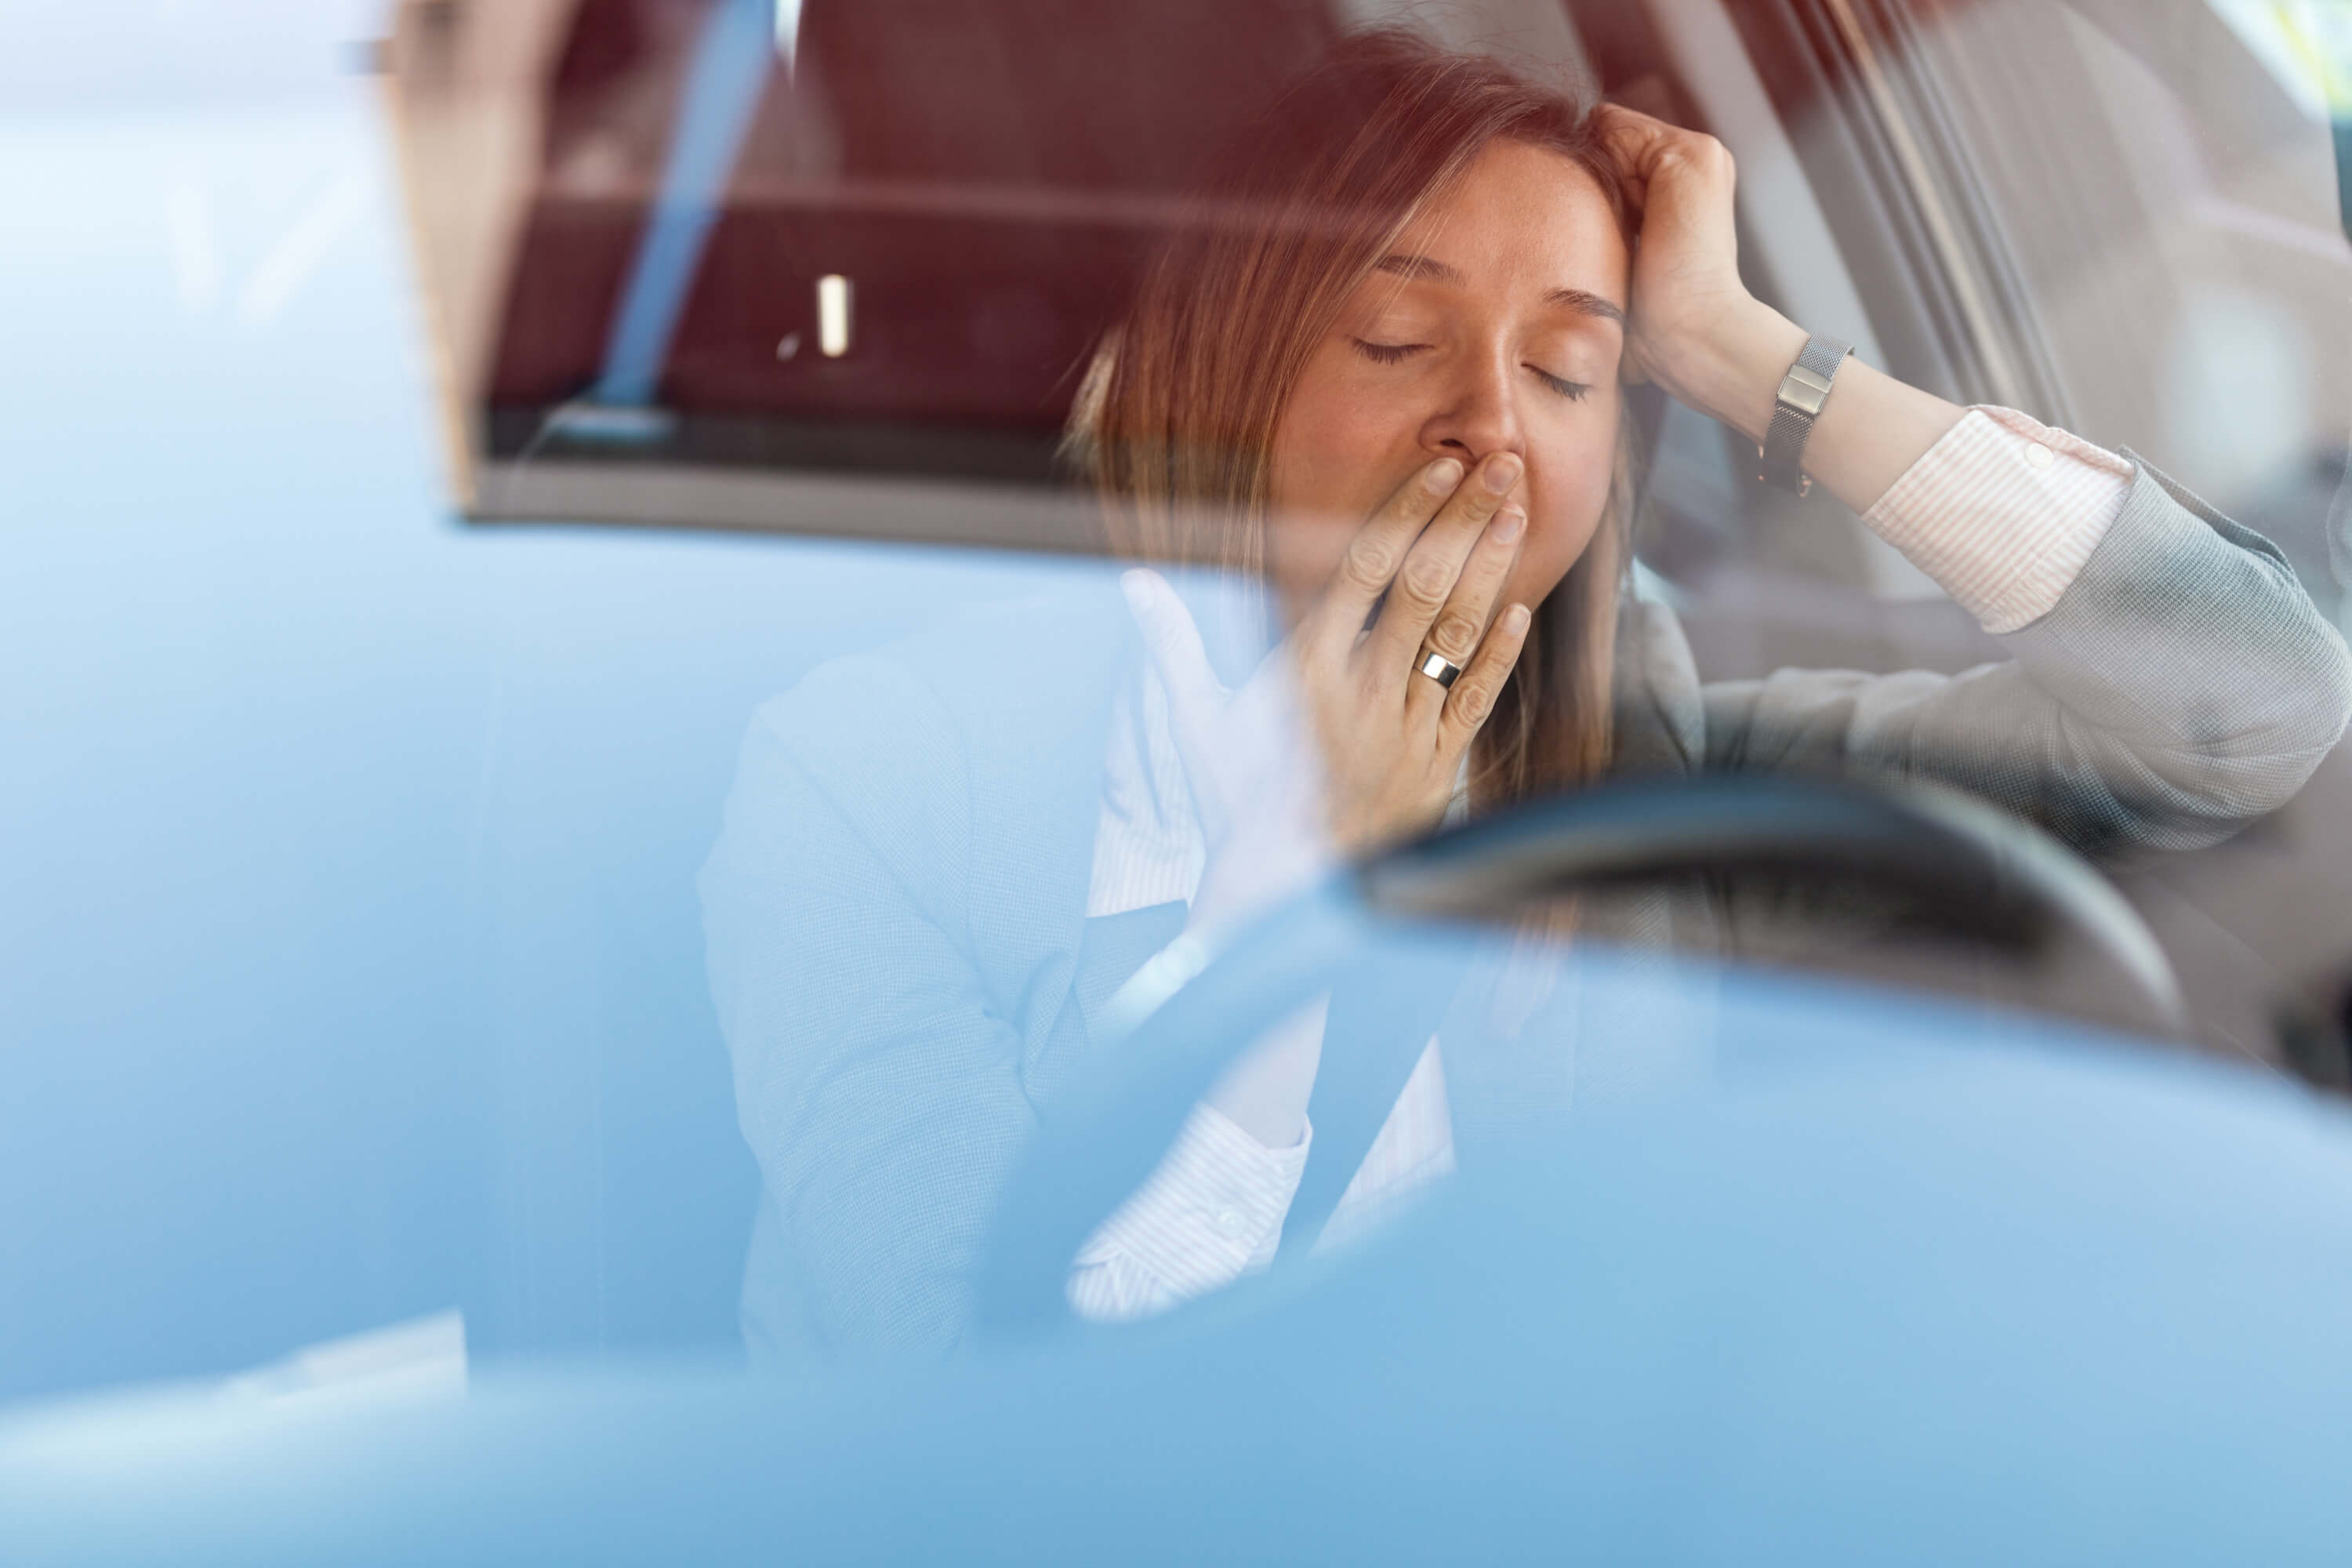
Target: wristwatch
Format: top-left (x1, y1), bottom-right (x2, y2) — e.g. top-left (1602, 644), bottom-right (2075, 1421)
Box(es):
top-left (1759, 334), bottom-right (1853, 495)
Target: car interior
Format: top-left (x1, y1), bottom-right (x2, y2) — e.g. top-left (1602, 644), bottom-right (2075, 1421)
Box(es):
top-left (7, 0), bottom-right (2351, 1411)
top-left (372, 0), bottom-right (2352, 1356)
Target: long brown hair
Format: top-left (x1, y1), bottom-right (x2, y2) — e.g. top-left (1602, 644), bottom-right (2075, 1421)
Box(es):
top-left (1069, 31), bottom-right (1637, 810)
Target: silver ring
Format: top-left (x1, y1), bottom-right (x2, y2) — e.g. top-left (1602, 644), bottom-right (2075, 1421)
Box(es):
top-left (1416, 649), bottom-right (1464, 689)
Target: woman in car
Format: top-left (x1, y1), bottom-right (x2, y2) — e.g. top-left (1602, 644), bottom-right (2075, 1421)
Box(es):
top-left (701, 32), bottom-right (2352, 1359)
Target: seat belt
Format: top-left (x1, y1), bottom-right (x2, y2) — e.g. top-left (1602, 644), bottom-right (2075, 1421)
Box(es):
top-left (1277, 944), bottom-right (1468, 1258)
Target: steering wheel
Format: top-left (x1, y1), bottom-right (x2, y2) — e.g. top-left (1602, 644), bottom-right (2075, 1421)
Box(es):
top-left (970, 772), bottom-right (2183, 1345)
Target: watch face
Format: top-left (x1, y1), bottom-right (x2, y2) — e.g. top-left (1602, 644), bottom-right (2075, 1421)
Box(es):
top-left (1779, 364), bottom-right (1837, 419)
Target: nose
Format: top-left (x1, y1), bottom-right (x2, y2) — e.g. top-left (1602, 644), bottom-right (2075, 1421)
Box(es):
top-left (1418, 350), bottom-right (1525, 470)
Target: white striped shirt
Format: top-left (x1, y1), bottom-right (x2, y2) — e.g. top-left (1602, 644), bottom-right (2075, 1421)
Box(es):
top-left (1066, 406), bottom-right (2132, 1322)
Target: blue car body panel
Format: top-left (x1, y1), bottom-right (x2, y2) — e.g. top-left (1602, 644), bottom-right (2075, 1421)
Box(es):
top-left (7, 968), bottom-right (2352, 1563)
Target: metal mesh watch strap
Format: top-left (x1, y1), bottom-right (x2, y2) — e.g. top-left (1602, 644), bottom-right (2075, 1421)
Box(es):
top-left (1759, 334), bottom-right (1853, 495)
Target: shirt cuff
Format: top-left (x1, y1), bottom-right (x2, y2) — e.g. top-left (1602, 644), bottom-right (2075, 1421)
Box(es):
top-left (1864, 406), bottom-right (2134, 635)
top-left (1071, 1102), bottom-right (1311, 1309)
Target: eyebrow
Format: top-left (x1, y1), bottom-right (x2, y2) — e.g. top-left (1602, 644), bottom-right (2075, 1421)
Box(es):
top-left (1371, 253), bottom-right (1626, 325)
top-left (1373, 252), bottom-right (1465, 285)
top-left (1543, 286), bottom-right (1626, 325)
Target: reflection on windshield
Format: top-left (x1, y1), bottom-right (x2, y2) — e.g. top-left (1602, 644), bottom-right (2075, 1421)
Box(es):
top-left (688, 29), bottom-right (2352, 1360)
top-left (9, 0), bottom-right (2352, 1442)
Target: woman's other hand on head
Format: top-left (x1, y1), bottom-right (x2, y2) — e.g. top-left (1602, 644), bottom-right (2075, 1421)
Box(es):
top-left (1594, 103), bottom-right (1806, 437)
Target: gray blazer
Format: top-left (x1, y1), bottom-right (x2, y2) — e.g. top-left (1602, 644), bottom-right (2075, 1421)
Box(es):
top-left (699, 458), bottom-right (2351, 1363)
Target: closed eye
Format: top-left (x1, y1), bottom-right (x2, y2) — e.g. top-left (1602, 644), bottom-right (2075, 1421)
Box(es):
top-left (1350, 338), bottom-right (1428, 365)
top-left (1531, 367), bottom-right (1591, 401)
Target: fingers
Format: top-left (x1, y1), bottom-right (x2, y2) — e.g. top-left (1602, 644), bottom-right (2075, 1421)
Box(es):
top-left (1592, 103), bottom-right (1704, 164)
top-left (1592, 102), bottom-right (1675, 143)
top-left (1436, 602), bottom-right (1533, 757)
top-left (1120, 568), bottom-right (1224, 737)
top-left (1591, 103), bottom-right (1666, 205)
top-left (1592, 102), bottom-right (1733, 209)
top-left (1403, 502), bottom-right (1525, 726)
top-left (1363, 449), bottom-right (1523, 674)
top-left (1319, 455), bottom-right (1467, 631)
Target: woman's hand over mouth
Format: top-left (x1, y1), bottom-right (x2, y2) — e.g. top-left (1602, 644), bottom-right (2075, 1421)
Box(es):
top-left (1121, 452), bottom-right (1531, 931)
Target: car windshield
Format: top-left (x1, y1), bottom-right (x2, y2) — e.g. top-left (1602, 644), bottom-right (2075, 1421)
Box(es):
top-left (9, 0), bottom-right (2352, 1440)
